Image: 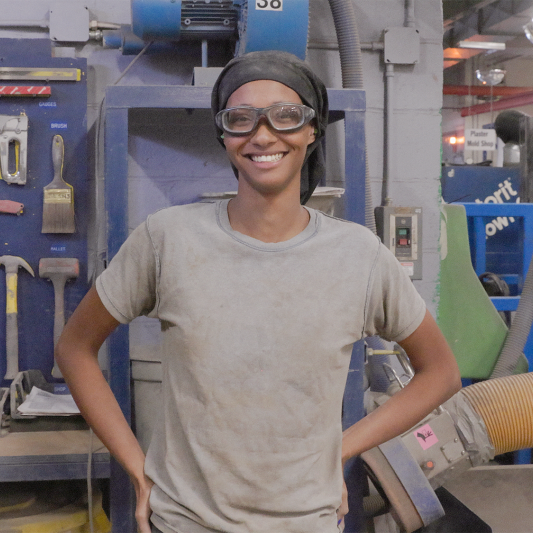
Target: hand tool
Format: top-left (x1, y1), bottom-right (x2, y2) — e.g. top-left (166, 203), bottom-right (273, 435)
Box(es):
top-left (42, 135), bottom-right (76, 234)
top-left (0, 199), bottom-right (24, 215)
top-left (0, 256), bottom-right (35, 380)
top-left (0, 113), bottom-right (28, 185)
top-left (39, 258), bottom-right (79, 378)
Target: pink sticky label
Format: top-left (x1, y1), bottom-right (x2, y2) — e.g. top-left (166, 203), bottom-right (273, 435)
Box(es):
top-left (414, 424), bottom-right (439, 450)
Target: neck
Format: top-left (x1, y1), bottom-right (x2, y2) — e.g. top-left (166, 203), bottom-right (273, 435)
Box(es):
top-left (227, 188), bottom-right (309, 243)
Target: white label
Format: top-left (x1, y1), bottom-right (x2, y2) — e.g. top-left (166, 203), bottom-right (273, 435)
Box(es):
top-left (465, 128), bottom-right (497, 151)
top-left (400, 262), bottom-right (414, 276)
top-left (256, 0), bottom-right (283, 11)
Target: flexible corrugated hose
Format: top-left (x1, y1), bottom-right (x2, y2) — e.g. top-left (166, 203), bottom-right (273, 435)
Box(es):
top-left (327, 0), bottom-right (375, 233)
top-left (461, 373), bottom-right (533, 454)
top-left (490, 255), bottom-right (533, 378)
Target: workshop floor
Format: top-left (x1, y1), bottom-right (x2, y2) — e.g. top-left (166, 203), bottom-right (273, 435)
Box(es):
top-left (373, 464), bottom-right (533, 533)
top-left (442, 464), bottom-right (533, 533)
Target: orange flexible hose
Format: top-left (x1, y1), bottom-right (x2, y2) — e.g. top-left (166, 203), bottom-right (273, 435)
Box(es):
top-left (461, 373), bottom-right (533, 455)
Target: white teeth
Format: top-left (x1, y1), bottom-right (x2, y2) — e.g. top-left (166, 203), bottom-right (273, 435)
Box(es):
top-left (250, 153), bottom-right (284, 163)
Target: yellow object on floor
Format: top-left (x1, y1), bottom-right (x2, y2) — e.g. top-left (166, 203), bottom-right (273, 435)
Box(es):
top-left (0, 490), bottom-right (111, 533)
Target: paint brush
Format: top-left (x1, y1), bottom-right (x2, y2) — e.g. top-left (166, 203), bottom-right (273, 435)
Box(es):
top-left (42, 134), bottom-right (75, 233)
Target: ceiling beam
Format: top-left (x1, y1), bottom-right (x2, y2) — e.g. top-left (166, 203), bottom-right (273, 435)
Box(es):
top-left (443, 0), bottom-right (533, 48)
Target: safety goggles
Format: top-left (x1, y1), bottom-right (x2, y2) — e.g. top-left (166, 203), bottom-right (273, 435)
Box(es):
top-left (215, 103), bottom-right (316, 136)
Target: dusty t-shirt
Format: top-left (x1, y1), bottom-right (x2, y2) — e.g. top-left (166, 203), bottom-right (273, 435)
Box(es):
top-left (96, 200), bottom-right (426, 533)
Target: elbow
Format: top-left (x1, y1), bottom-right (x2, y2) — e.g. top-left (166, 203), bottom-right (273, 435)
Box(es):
top-left (54, 328), bottom-right (78, 368)
top-left (54, 335), bottom-right (68, 366)
top-left (447, 360), bottom-right (463, 397)
top-left (453, 369), bottom-right (463, 394)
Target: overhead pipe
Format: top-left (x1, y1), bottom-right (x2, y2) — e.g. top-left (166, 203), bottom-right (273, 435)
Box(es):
top-left (445, 85), bottom-right (533, 97)
top-left (461, 91), bottom-right (533, 117)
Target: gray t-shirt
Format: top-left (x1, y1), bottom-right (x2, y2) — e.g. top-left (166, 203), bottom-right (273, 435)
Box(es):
top-left (96, 200), bottom-right (426, 533)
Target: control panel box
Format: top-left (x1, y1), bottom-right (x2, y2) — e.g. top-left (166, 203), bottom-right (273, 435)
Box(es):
top-left (375, 206), bottom-right (422, 280)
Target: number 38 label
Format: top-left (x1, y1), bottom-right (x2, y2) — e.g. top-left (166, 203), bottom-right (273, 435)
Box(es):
top-left (256, 0), bottom-right (283, 11)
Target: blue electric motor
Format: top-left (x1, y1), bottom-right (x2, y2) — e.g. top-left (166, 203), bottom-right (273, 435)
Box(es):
top-left (129, 0), bottom-right (309, 59)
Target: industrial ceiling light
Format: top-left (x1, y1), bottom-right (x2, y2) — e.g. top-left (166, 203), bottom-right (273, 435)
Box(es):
top-left (524, 19), bottom-right (533, 43)
top-left (458, 41), bottom-right (506, 50)
top-left (475, 69), bottom-right (506, 86)
top-left (474, 69), bottom-right (506, 124)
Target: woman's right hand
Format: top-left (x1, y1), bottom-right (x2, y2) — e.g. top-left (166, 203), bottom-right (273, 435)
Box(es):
top-left (134, 474), bottom-right (154, 533)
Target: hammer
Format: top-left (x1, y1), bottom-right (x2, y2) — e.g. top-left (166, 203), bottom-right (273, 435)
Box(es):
top-left (39, 258), bottom-right (79, 379)
top-left (0, 255), bottom-right (35, 380)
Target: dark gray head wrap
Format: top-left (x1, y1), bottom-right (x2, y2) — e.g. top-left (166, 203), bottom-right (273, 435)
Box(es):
top-left (211, 50), bottom-right (328, 205)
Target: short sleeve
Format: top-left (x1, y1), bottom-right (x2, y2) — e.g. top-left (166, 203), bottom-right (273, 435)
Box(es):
top-left (95, 220), bottom-right (159, 324)
top-left (363, 242), bottom-right (426, 342)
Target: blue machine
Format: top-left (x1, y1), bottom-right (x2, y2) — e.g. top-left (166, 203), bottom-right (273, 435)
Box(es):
top-left (442, 165), bottom-right (522, 291)
top-left (129, 0), bottom-right (309, 59)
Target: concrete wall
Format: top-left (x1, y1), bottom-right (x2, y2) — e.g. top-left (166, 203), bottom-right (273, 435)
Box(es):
top-left (0, 0), bottom-right (444, 314)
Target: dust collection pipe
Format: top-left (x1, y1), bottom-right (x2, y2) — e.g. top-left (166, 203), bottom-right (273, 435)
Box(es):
top-left (326, 0), bottom-right (398, 393)
top-left (490, 254), bottom-right (533, 378)
top-left (461, 373), bottom-right (533, 454)
top-left (361, 373), bottom-right (533, 530)
top-left (326, 0), bottom-right (376, 233)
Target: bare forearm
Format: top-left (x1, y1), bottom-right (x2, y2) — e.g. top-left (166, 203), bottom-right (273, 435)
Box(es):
top-left (342, 310), bottom-right (462, 463)
top-left (342, 367), bottom-right (459, 462)
top-left (55, 286), bottom-right (147, 484)
top-left (57, 346), bottom-right (146, 481)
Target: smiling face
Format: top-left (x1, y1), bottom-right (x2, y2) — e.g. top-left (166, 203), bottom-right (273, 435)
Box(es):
top-left (223, 80), bottom-right (316, 200)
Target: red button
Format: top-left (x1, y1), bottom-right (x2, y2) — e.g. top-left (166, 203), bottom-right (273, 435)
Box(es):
top-left (399, 238), bottom-right (409, 246)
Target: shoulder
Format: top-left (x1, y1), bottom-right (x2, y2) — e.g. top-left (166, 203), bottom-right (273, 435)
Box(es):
top-left (147, 201), bottom-right (215, 223)
top-left (313, 209), bottom-right (381, 249)
top-left (143, 201), bottom-right (217, 234)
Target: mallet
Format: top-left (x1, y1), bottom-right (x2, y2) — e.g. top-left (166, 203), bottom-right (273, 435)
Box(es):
top-left (39, 258), bottom-right (79, 378)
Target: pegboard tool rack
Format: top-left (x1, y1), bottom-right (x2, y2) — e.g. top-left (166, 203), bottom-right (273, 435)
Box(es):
top-left (0, 39), bottom-right (109, 489)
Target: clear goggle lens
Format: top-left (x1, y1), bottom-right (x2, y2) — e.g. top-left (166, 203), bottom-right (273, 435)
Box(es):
top-left (216, 103), bottom-right (315, 135)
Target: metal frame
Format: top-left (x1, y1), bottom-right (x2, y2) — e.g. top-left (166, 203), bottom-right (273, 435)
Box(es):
top-left (0, 38), bottom-right (108, 498)
top-left (0, 453), bottom-right (109, 481)
top-left (104, 84), bottom-right (366, 532)
top-left (460, 202), bottom-right (533, 466)
top-left (461, 202), bottom-right (533, 312)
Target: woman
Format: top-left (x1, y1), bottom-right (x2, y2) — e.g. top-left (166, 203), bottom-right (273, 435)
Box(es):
top-left (56, 51), bottom-right (461, 533)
